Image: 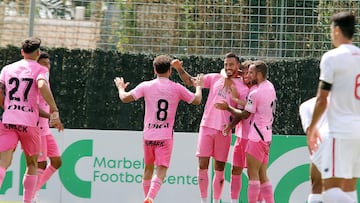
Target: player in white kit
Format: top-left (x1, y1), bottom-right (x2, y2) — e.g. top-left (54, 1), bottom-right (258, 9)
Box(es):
top-left (307, 12), bottom-right (360, 203)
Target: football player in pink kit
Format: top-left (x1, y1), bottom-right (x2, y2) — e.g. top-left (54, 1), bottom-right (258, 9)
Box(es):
top-left (173, 52), bottom-right (248, 203)
top-left (228, 61), bottom-right (257, 203)
top-left (307, 12), bottom-right (360, 203)
top-left (215, 60), bottom-right (276, 203)
top-left (0, 37), bottom-right (62, 203)
top-left (32, 52), bottom-right (63, 201)
top-left (114, 55), bottom-right (202, 203)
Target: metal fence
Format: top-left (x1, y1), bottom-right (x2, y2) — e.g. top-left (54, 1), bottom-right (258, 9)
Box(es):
top-left (1, 0), bottom-right (360, 59)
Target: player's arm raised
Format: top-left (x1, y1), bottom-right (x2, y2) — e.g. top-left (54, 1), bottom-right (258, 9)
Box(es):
top-left (171, 59), bottom-right (196, 87)
top-left (191, 74), bottom-right (203, 105)
top-left (114, 77), bottom-right (135, 103)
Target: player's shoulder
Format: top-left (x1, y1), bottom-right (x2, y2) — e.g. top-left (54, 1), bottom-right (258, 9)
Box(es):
top-left (34, 62), bottom-right (48, 71)
top-left (168, 80), bottom-right (188, 91)
top-left (322, 45), bottom-right (355, 60)
top-left (1, 60), bottom-right (26, 75)
top-left (205, 72), bottom-right (221, 79)
top-left (3, 59), bottom-right (22, 69)
top-left (233, 78), bottom-right (248, 88)
top-left (299, 97), bottom-right (316, 110)
top-left (260, 80), bottom-right (275, 91)
top-left (253, 81), bottom-right (275, 97)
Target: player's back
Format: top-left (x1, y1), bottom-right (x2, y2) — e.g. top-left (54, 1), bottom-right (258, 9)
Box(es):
top-left (252, 80), bottom-right (276, 123)
top-left (0, 59), bottom-right (48, 127)
top-left (131, 77), bottom-right (195, 140)
top-left (246, 80), bottom-right (276, 142)
top-left (321, 44), bottom-right (360, 136)
top-left (299, 97), bottom-right (329, 139)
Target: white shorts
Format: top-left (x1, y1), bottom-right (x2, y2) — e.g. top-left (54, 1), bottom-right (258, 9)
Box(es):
top-left (310, 137), bottom-right (327, 171)
top-left (321, 137), bottom-right (360, 179)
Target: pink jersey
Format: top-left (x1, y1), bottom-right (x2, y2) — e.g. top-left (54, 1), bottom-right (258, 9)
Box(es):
top-left (245, 80), bottom-right (276, 142)
top-left (38, 84), bottom-right (51, 136)
top-left (200, 74), bottom-right (243, 131)
top-left (0, 59), bottom-right (48, 127)
top-left (130, 77), bottom-right (195, 140)
top-left (235, 85), bottom-right (257, 139)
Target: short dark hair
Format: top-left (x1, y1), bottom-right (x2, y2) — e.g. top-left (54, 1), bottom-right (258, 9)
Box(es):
top-left (22, 37), bottom-right (41, 53)
top-left (153, 55), bottom-right (172, 74)
top-left (252, 60), bottom-right (268, 78)
top-left (224, 52), bottom-right (240, 64)
top-left (38, 52), bottom-right (50, 62)
top-left (331, 11), bottom-right (356, 39)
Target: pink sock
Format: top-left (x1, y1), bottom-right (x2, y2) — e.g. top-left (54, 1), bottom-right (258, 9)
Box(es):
top-left (142, 179), bottom-right (151, 197)
top-left (147, 175), bottom-right (163, 200)
top-left (23, 174), bottom-right (37, 203)
top-left (230, 175), bottom-right (242, 200)
top-left (36, 165), bottom-right (56, 191)
top-left (260, 181), bottom-right (274, 203)
top-left (198, 169), bottom-right (208, 198)
top-left (248, 180), bottom-right (260, 203)
top-left (213, 170), bottom-right (225, 200)
top-left (0, 166), bottom-right (6, 188)
top-left (258, 190), bottom-right (264, 202)
top-left (33, 168), bottom-right (44, 198)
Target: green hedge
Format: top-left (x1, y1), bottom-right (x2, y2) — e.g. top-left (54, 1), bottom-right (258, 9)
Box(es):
top-left (0, 46), bottom-right (320, 135)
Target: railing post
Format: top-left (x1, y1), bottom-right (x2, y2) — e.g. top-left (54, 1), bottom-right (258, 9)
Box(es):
top-left (28, 0), bottom-right (36, 37)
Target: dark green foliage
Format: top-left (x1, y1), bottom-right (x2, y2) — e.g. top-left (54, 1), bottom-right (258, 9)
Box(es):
top-left (268, 58), bottom-right (319, 135)
top-left (0, 47), bottom-right (320, 135)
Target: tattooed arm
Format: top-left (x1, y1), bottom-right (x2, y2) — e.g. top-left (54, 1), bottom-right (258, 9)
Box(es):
top-left (171, 59), bottom-right (196, 87)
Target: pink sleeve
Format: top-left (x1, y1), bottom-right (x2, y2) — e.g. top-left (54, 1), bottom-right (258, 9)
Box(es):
top-left (36, 66), bottom-right (49, 82)
top-left (176, 83), bottom-right (195, 104)
top-left (245, 91), bottom-right (257, 113)
top-left (130, 82), bottom-right (146, 100)
top-left (203, 73), bottom-right (219, 89)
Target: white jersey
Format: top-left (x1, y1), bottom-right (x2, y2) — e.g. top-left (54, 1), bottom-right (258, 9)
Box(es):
top-left (299, 97), bottom-right (329, 169)
top-left (320, 44), bottom-right (360, 139)
top-left (299, 97), bottom-right (329, 140)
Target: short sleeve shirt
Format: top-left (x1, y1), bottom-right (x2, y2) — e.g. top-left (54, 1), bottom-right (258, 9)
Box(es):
top-left (0, 59), bottom-right (48, 127)
top-left (130, 77), bottom-right (195, 140)
top-left (200, 73), bottom-right (243, 131)
top-left (245, 80), bottom-right (276, 142)
top-left (320, 44), bottom-right (360, 138)
top-left (299, 97), bottom-right (329, 140)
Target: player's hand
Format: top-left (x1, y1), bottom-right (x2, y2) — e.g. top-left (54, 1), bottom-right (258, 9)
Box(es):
top-left (114, 77), bottom-right (129, 90)
top-left (306, 126), bottom-right (322, 155)
top-left (192, 74), bottom-right (204, 87)
top-left (214, 100), bottom-right (229, 110)
top-left (222, 124), bottom-right (231, 136)
top-left (52, 121), bottom-right (64, 132)
top-left (223, 77), bottom-right (233, 91)
top-left (49, 111), bottom-right (64, 132)
top-left (171, 59), bottom-right (183, 71)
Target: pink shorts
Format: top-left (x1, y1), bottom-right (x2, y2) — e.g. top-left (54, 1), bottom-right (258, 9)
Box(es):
top-left (246, 140), bottom-right (271, 164)
top-left (0, 123), bottom-right (40, 156)
top-left (232, 137), bottom-right (248, 168)
top-left (143, 139), bottom-right (173, 168)
top-left (196, 126), bottom-right (231, 162)
top-left (38, 134), bottom-right (61, 162)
